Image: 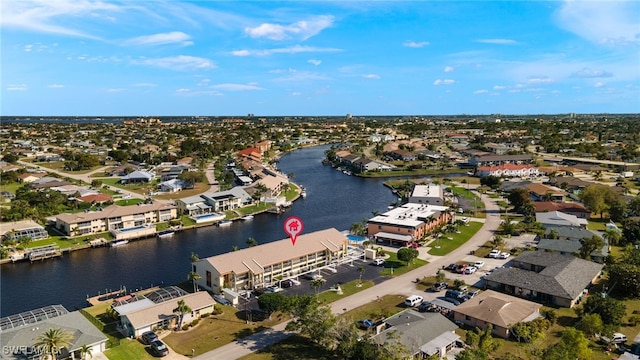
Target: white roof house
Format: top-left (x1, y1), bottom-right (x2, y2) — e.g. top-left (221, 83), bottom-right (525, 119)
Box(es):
top-left (409, 184), bottom-right (444, 205)
top-left (536, 211), bottom-right (588, 228)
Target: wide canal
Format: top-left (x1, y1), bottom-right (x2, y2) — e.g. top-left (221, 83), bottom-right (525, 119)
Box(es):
top-left (0, 144), bottom-right (398, 316)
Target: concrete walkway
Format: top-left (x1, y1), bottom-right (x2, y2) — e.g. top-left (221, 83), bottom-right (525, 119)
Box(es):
top-left (194, 190), bottom-right (502, 360)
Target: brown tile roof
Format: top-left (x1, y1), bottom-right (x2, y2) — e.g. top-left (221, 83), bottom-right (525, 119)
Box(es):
top-left (534, 202), bottom-right (589, 213)
top-left (77, 194), bottom-right (113, 203)
top-left (202, 228), bottom-right (346, 275)
top-left (524, 183), bottom-right (566, 196)
top-left (453, 290), bottom-right (541, 328)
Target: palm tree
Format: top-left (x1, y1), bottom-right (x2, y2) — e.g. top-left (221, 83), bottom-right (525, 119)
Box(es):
top-left (190, 252), bottom-right (199, 263)
top-left (246, 237), bottom-right (258, 247)
top-left (187, 271), bottom-right (201, 293)
top-left (34, 328), bottom-right (74, 360)
top-left (310, 279), bottom-right (324, 296)
top-left (357, 266), bottom-right (365, 286)
top-left (79, 344), bottom-right (93, 360)
top-left (491, 235), bottom-right (506, 251)
top-left (173, 299), bottom-right (193, 330)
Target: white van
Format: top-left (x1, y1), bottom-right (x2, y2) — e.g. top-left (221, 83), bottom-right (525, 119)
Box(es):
top-left (404, 295), bottom-right (424, 307)
top-left (600, 332), bottom-right (628, 344)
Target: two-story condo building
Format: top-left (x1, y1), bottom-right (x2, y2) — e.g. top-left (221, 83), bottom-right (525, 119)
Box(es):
top-left (193, 228), bottom-right (347, 292)
top-left (175, 187), bottom-right (252, 216)
top-left (367, 203), bottom-right (451, 245)
top-left (54, 202), bottom-right (177, 236)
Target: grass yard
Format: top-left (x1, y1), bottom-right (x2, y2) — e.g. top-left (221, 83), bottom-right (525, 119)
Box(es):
top-left (240, 334), bottom-right (334, 360)
top-left (378, 251), bottom-right (428, 276)
top-left (153, 182), bottom-right (210, 200)
top-left (103, 338), bottom-right (158, 360)
top-left (163, 306), bottom-right (284, 356)
top-left (587, 218), bottom-right (622, 231)
top-left (317, 280), bottom-right (375, 303)
top-left (1, 182), bottom-right (24, 194)
top-left (426, 221), bottom-right (483, 256)
top-left (114, 198), bottom-right (145, 206)
top-left (34, 161), bottom-right (103, 174)
top-left (343, 294), bottom-right (408, 323)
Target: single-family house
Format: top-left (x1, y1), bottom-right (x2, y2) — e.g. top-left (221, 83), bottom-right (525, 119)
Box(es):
top-left (536, 211), bottom-right (588, 228)
top-left (469, 154), bottom-right (534, 167)
top-left (0, 220), bottom-right (48, 241)
top-left (524, 183), bottom-right (566, 202)
top-left (536, 225), bottom-right (607, 263)
top-left (409, 184), bottom-right (445, 206)
top-left (371, 309), bottom-right (460, 359)
top-left (533, 202), bottom-right (591, 219)
top-left (452, 290), bottom-right (541, 339)
top-left (484, 251), bottom-right (603, 308)
top-left (120, 170), bottom-right (154, 184)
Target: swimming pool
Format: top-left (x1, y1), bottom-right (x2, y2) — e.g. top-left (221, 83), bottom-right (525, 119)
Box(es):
top-left (118, 225), bottom-right (146, 232)
top-left (347, 234), bottom-right (367, 242)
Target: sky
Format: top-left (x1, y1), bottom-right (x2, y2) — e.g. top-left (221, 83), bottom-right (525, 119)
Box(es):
top-left (1, 1), bottom-right (639, 116)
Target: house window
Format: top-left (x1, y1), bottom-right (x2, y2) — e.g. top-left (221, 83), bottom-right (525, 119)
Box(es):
top-left (206, 271), bottom-right (212, 287)
top-left (465, 315), bottom-right (471, 321)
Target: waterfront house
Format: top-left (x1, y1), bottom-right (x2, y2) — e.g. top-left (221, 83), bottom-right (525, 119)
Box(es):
top-left (367, 203), bottom-right (451, 245)
top-left (469, 154), bottom-right (534, 167)
top-left (0, 305), bottom-right (108, 360)
top-left (113, 288), bottom-right (216, 337)
top-left (475, 164), bottom-right (540, 178)
top-left (452, 290), bottom-right (541, 339)
top-left (0, 220), bottom-right (48, 241)
top-left (54, 202), bottom-right (177, 236)
top-left (193, 228), bottom-right (347, 293)
top-left (175, 187), bottom-right (252, 216)
top-left (371, 309), bottom-right (459, 359)
top-left (483, 251), bottom-right (603, 308)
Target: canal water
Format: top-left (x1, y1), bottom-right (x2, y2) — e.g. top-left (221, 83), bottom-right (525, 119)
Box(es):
top-left (0, 144), bottom-right (398, 316)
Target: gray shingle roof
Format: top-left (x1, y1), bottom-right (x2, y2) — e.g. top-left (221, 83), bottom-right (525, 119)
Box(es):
top-left (485, 251), bottom-right (603, 300)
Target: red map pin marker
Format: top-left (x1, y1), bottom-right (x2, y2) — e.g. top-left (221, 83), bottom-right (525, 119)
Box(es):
top-left (284, 216), bottom-right (304, 246)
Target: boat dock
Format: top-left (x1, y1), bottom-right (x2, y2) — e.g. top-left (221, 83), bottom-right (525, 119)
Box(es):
top-left (28, 245), bottom-right (62, 262)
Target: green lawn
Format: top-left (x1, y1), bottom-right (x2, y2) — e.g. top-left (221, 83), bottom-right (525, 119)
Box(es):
top-left (378, 251), bottom-right (428, 276)
top-left (1, 182), bottom-right (24, 195)
top-left (317, 279), bottom-right (375, 303)
top-left (104, 338), bottom-right (157, 360)
top-left (34, 161), bottom-right (103, 174)
top-left (114, 198), bottom-right (144, 206)
top-left (426, 221), bottom-right (483, 256)
top-left (240, 334), bottom-right (335, 360)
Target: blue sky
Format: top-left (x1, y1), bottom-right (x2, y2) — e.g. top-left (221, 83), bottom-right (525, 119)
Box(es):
top-left (1, 1), bottom-right (639, 116)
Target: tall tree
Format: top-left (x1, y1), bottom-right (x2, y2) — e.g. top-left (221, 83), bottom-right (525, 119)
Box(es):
top-left (543, 328), bottom-right (591, 360)
top-left (34, 328), bottom-right (74, 360)
top-left (79, 344), bottom-right (93, 359)
top-left (579, 236), bottom-right (604, 259)
top-left (507, 188), bottom-right (531, 213)
top-left (173, 299), bottom-right (192, 330)
top-left (187, 271), bottom-right (201, 293)
top-left (257, 292), bottom-right (287, 320)
top-left (397, 247), bottom-right (419, 264)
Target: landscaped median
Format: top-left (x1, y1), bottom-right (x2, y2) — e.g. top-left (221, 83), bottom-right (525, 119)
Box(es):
top-left (426, 221), bottom-right (483, 256)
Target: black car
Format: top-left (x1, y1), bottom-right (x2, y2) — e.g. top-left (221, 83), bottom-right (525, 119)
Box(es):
top-left (149, 340), bottom-right (169, 357)
top-left (280, 279), bottom-right (294, 288)
top-left (441, 297), bottom-right (461, 306)
top-left (444, 263), bottom-right (457, 271)
top-left (417, 301), bottom-right (434, 312)
top-left (140, 331), bottom-right (158, 345)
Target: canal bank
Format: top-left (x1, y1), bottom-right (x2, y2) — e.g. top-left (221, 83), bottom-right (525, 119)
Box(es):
top-left (0, 145), bottom-right (397, 316)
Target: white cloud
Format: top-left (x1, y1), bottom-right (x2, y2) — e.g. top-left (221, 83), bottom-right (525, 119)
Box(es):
top-left (570, 67), bottom-right (613, 78)
top-left (555, 1), bottom-right (640, 46)
top-left (230, 45), bottom-right (341, 57)
top-left (7, 84), bottom-right (27, 91)
top-left (493, 85), bottom-right (507, 90)
top-left (444, 66), bottom-right (454, 73)
top-left (245, 15), bottom-right (334, 41)
top-left (527, 76), bottom-right (553, 84)
top-left (291, 92), bottom-right (302, 96)
top-left (107, 88), bottom-right (124, 93)
top-left (1, 0), bottom-right (120, 39)
top-left (176, 88), bottom-right (190, 93)
top-left (273, 71), bottom-right (330, 82)
top-left (132, 83), bottom-right (157, 87)
top-left (363, 74), bottom-right (380, 79)
top-left (433, 79), bottom-right (456, 86)
top-left (308, 59), bottom-right (322, 66)
top-left (476, 38), bottom-right (519, 45)
top-left (48, 84), bottom-right (64, 88)
top-left (594, 82), bottom-right (605, 88)
top-left (24, 45), bottom-right (33, 52)
top-left (124, 32), bottom-right (193, 46)
top-left (209, 83), bottom-right (264, 91)
top-left (403, 40), bottom-right (429, 48)
top-left (474, 89), bottom-right (489, 94)
top-left (134, 55), bottom-right (216, 70)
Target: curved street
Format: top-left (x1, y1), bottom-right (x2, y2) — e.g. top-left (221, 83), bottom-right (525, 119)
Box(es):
top-left (197, 189), bottom-right (502, 360)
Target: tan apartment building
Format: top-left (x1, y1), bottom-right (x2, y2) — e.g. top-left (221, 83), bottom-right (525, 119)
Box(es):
top-left (55, 202), bottom-right (177, 236)
top-left (193, 228), bottom-right (348, 292)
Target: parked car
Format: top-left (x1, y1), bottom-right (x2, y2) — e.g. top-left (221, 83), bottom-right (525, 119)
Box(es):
top-left (149, 340), bottom-right (169, 357)
top-left (140, 331), bottom-right (158, 345)
top-left (431, 282), bottom-right (448, 292)
top-left (371, 258), bottom-right (385, 266)
top-left (474, 261), bottom-right (485, 268)
top-left (600, 333), bottom-right (628, 344)
top-left (464, 266), bottom-right (478, 274)
top-left (265, 285), bottom-right (282, 293)
top-left (417, 301), bottom-right (435, 312)
top-left (499, 252), bottom-right (511, 259)
top-left (445, 289), bottom-right (465, 300)
top-left (280, 279), bottom-right (294, 288)
top-left (213, 294), bottom-right (232, 305)
top-left (444, 263), bottom-right (457, 271)
top-left (461, 290), bottom-right (481, 302)
top-left (303, 272), bottom-right (323, 280)
top-left (404, 295), bottom-right (424, 307)
top-left (488, 249), bottom-right (501, 258)
top-left (441, 296), bottom-right (461, 306)
top-left (455, 264), bottom-right (468, 274)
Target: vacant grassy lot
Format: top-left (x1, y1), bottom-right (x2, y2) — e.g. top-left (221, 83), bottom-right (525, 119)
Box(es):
top-left (426, 221), bottom-right (483, 256)
top-left (240, 334), bottom-right (334, 360)
top-left (378, 251), bottom-right (428, 276)
top-left (318, 279), bottom-right (375, 303)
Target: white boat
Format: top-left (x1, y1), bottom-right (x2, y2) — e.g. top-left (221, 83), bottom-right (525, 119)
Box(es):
top-left (301, 190), bottom-right (307, 199)
top-left (241, 215), bottom-right (254, 221)
top-left (110, 240), bottom-right (129, 247)
top-left (217, 220), bottom-right (232, 227)
top-left (157, 230), bottom-right (175, 238)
